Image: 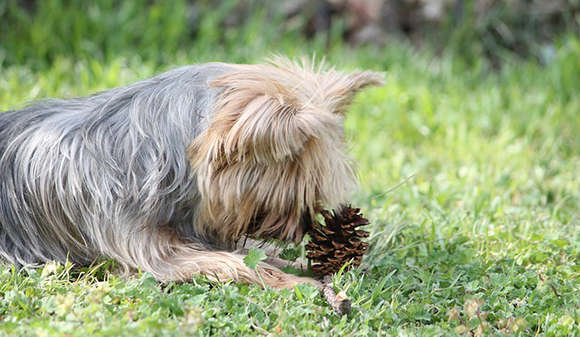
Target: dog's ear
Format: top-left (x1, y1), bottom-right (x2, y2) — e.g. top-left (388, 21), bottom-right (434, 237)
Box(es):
top-left (318, 70), bottom-right (385, 114)
top-left (189, 67), bottom-right (343, 165)
top-left (264, 55), bottom-right (385, 113)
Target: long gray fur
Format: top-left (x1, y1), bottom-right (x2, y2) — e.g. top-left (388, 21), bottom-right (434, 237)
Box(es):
top-left (0, 64), bottom-right (231, 267)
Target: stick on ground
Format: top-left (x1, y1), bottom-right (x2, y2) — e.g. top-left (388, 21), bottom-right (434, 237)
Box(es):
top-left (321, 275), bottom-right (351, 316)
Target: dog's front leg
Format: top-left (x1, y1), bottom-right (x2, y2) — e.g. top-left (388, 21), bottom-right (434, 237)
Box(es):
top-left (111, 229), bottom-right (318, 289)
top-left (157, 248), bottom-right (321, 290)
top-left (234, 239), bottom-right (310, 271)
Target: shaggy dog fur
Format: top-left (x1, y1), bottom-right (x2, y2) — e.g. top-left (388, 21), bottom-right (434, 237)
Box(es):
top-left (0, 58), bottom-right (382, 289)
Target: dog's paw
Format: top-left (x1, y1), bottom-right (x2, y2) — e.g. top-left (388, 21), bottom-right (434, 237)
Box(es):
top-left (261, 268), bottom-right (322, 290)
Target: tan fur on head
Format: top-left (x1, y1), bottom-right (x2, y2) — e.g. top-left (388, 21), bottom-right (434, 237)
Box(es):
top-left (188, 57), bottom-right (384, 246)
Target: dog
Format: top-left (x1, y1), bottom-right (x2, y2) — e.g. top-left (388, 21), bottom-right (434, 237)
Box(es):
top-left (0, 57), bottom-right (382, 289)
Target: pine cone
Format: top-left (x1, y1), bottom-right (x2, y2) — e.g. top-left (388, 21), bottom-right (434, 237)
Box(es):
top-left (305, 206), bottom-right (370, 277)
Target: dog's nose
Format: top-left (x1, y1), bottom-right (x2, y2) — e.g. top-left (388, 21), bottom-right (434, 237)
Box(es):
top-left (300, 210), bottom-right (314, 233)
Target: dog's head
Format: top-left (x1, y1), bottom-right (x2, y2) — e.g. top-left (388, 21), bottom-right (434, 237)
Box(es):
top-left (189, 57), bottom-right (383, 245)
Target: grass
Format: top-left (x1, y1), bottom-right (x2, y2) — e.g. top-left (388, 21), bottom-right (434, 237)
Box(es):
top-left (2, 2), bottom-right (580, 336)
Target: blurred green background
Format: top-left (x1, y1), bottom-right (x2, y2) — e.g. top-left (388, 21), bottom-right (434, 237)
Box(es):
top-left (1, 0), bottom-right (579, 69)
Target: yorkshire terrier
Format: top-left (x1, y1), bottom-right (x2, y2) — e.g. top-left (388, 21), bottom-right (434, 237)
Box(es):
top-left (0, 57), bottom-right (382, 289)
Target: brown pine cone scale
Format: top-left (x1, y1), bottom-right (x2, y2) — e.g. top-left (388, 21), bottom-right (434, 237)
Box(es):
top-left (305, 205), bottom-right (370, 276)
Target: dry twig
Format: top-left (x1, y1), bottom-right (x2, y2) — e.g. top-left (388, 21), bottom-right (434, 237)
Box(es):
top-left (321, 275), bottom-right (351, 316)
